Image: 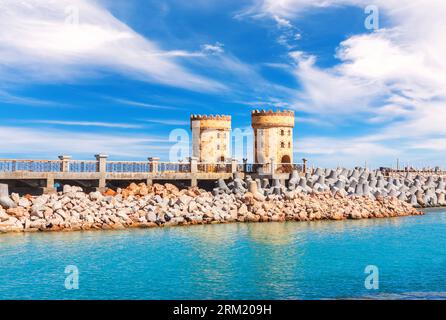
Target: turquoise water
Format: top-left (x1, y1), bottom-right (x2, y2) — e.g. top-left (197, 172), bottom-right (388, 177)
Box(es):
top-left (1, 210), bottom-right (445, 300)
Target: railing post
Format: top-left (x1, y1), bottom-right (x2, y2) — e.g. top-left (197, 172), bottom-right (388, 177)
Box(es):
top-left (230, 158), bottom-right (238, 173)
top-left (58, 155), bottom-right (72, 172)
top-left (302, 158), bottom-right (307, 174)
top-left (188, 157), bottom-right (198, 187)
top-left (270, 157), bottom-right (275, 175)
top-left (95, 154), bottom-right (108, 192)
top-left (95, 154), bottom-right (108, 173)
top-left (0, 183), bottom-right (9, 197)
top-left (189, 157), bottom-right (198, 173)
top-left (148, 157), bottom-right (159, 173)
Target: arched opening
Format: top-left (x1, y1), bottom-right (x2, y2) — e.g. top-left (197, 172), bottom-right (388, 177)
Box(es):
top-left (281, 155), bottom-right (291, 164)
top-left (220, 156), bottom-right (225, 162)
top-left (278, 155), bottom-right (292, 173)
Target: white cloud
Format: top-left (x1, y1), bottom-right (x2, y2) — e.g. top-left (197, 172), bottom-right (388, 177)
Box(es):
top-left (244, 0), bottom-right (446, 166)
top-left (273, 15), bottom-right (293, 28)
top-left (289, 51), bottom-right (381, 115)
top-left (0, 0), bottom-right (224, 92)
top-left (201, 42), bottom-right (225, 55)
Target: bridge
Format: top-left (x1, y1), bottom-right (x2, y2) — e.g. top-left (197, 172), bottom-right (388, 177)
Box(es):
top-left (0, 155), bottom-right (304, 194)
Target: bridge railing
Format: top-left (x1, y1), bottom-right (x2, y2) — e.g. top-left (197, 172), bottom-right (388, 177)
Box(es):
top-left (106, 161), bottom-right (149, 173)
top-left (244, 163), bottom-right (267, 173)
top-left (275, 163), bottom-right (303, 173)
top-left (68, 160), bottom-right (97, 172)
top-left (157, 162), bottom-right (191, 173)
top-left (0, 159), bottom-right (62, 172)
top-left (0, 156), bottom-right (304, 175)
top-left (197, 163), bottom-right (232, 173)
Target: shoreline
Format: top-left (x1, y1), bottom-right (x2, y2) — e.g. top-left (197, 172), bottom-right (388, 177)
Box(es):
top-left (0, 211), bottom-right (427, 236)
top-left (1, 182), bottom-right (422, 234)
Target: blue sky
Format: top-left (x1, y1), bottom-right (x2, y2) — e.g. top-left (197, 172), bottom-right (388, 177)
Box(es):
top-left (1, 0), bottom-right (445, 168)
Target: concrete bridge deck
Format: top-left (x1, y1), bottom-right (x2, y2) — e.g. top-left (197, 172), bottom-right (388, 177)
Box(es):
top-left (0, 155), bottom-right (303, 194)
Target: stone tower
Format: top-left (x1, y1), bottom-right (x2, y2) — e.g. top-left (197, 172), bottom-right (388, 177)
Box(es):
top-left (251, 109), bottom-right (295, 164)
top-left (190, 114), bottom-right (231, 163)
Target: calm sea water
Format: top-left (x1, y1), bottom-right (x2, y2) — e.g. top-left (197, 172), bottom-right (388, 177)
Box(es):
top-left (1, 210), bottom-right (445, 300)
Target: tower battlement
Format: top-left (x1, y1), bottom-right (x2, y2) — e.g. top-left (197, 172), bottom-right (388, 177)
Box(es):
top-left (251, 109), bottom-right (294, 129)
top-left (190, 114), bottom-right (231, 121)
top-left (190, 114), bottom-right (231, 130)
top-left (251, 109), bottom-right (294, 117)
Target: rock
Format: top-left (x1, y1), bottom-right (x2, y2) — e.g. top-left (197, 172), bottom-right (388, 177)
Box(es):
top-left (89, 191), bottom-right (103, 201)
top-left (7, 207), bottom-right (26, 218)
top-left (52, 201), bottom-right (63, 211)
top-left (63, 185), bottom-right (73, 194)
top-left (30, 205), bottom-right (45, 218)
top-left (0, 210), bottom-right (9, 222)
top-left (177, 195), bottom-right (192, 206)
top-left (0, 196), bottom-right (17, 209)
top-left (146, 212), bottom-right (157, 223)
top-left (103, 188), bottom-right (117, 196)
top-left (18, 198), bottom-right (31, 208)
top-left (11, 193), bottom-right (20, 203)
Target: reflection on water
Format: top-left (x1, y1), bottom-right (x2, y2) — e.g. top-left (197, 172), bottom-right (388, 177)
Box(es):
top-left (0, 211), bottom-right (445, 299)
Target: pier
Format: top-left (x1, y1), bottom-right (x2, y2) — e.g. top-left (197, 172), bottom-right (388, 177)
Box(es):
top-left (0, 155), bottom-right (303, 194)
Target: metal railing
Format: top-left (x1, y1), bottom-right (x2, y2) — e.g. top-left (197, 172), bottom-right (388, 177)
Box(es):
top-left (68, 160), bottom-right (97, 173)
top-left (0, 159), bottom-right (62, 172)
top-left (157, 162), bottom-right (190, 173)
top-left (244, 163), bottom-right (266, 173)
top-left (0, 157), bottom-right (304, 175)
top-left (106, 161), bottom-right (149, 173)
top-left (197, 163), bottom-right (232, 173)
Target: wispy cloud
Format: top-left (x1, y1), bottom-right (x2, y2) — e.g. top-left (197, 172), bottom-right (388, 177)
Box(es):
top-left (24, 120), bottom-right (143, 129)
top-left (142, 119), bottom-right (189, 126)
top-left (0, 90), bottom-right (61, 107)
top-left (241, 0), bottom-right (446, 166)
top-left (0, 0), bottom-right (225, 92)
top-left (110, 98), bottom-right (180, 110)
top-left (201, 42), bottom-right (225, 55)
top-left (0, 126), bottom-right (171, 159)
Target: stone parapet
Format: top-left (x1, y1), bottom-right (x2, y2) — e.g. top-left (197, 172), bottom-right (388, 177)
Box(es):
top-left (190, 114), bottom-right (231, 130)
top-left (251, 109), bottom-right (295, 128)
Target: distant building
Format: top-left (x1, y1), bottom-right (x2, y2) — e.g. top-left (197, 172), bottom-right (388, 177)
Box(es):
top-left (251, 109), bottom-right (295, 164)
top-left (190, 114), bottom-right (231, 163)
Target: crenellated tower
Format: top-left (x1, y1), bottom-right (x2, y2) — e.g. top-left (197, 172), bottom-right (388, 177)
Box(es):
top-left (251, 109), bottom-right (295, 164)
top-left (190, 114), bottom-right (231, 163)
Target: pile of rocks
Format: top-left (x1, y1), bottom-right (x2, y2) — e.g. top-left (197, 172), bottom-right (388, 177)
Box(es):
top-left (0, 175), bottom-right (421, 233)
top-left (267, 168), bottom-right (446, 208)
top-left (246, 168), bottom-right (446, 208)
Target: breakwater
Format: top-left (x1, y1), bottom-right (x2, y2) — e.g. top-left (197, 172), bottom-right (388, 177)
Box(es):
top-left (0, 169), bottom-right (422, 233)
top-left (297, 168), bottom-right (446, 207)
